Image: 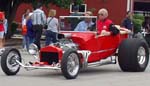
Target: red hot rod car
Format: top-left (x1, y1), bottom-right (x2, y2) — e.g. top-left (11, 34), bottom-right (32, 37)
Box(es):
top-left (0, 16), bottom-right (149, 79)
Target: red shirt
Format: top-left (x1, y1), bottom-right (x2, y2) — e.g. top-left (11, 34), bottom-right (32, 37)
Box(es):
top-left (97, 19), bottom-right (112, 34)
top-left (0, 12), bottom-right (4, 32)
top-left (0, 12), bottom-right (4, 21)
top-left (0, 24), bottom-right (4, 32)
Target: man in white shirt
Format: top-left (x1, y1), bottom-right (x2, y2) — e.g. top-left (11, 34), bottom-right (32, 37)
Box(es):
top-left (31, 3), bottom-right (46, 49)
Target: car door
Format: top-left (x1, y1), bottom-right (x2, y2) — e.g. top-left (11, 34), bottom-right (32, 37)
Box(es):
top-left (96, 34), bottom-right (120, 59)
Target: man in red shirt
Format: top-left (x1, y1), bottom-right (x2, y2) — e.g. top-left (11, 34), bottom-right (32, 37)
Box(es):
top-left (0, 11), bottom-right (5, 48)
top-left (97, 8), bottom-right (119, 36)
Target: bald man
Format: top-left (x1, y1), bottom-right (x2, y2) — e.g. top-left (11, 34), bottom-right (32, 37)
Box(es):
top-left (97, 8), bottom-right (119, 36)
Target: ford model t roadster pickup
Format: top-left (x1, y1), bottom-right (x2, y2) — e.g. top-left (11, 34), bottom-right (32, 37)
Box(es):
top-left (1, 16), bottom-right (149, 79)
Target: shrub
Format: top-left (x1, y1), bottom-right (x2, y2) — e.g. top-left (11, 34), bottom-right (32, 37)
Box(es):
top-left (133, 14), bottom-right (144, 33)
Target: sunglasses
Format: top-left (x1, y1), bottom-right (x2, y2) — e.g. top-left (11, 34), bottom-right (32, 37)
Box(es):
top-left (99, 14), bottom-right (104, 16)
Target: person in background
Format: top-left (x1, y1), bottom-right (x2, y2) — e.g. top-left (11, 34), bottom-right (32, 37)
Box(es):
top-left (22, 9), bottom-right (30, 51)
top-left (45, 9), bottom-right (59, 46)
top-left (3, 12), bottom-right (8, 47)
top-left (97, 8), bottom-right (119, 36)
top-left (4, 17), bottom-right (8, 36)
top-left (70, 5), bottom-right (82, 31)
top-left (22, 9), bottom-right (30, 25)
top-left (70, 5), bottom-right (82, 16)
top-left (31, 3), bottom-right (46, 49)
top-left (122, 11), bottom-right (133, 30)
top-left (26, 12), bottom-right (35, 51)
top-left (121, 11), bottom-right (133, 38)
top-left (142, 17), bottom-right (150, 47)
top-left (142, 17), bottom-right (150, 34)
top-left (0, 11), bottom-right (5, 49)
top-left (74, 11), bottom-right (94, 31)
top-left (22, 13), bottom-right (28, 51)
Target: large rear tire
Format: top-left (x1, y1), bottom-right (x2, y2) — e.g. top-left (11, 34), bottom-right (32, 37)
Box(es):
top-left (118, 38), bottom-right (149, 72)
top-left (1, 48), bottom-right (21, 75)
top-left (61, 49), bottom-right (80, 79)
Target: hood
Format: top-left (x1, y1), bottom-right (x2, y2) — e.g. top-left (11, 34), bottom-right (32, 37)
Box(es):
top-left (60, 31), bottom-right (96, 44)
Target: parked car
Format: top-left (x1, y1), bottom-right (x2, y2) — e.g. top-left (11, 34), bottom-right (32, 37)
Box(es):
top-left (0, 16), bottom-right (149, 79)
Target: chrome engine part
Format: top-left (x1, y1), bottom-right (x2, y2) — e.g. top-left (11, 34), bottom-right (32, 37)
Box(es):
top-left (53, 35), bottom-right (78, 51)
top-left (60, 39), bottom-right (78, 51)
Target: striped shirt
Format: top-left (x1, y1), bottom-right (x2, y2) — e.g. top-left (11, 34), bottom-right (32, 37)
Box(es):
top-left (31, 9), bottom-right (46, 25)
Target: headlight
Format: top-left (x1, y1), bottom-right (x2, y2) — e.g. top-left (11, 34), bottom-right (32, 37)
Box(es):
top-left (28, 44), bottom-right (39, 55)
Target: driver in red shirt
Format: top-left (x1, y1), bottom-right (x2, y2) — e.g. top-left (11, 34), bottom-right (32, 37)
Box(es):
top-left (97, 8), bottom-right (119, 36)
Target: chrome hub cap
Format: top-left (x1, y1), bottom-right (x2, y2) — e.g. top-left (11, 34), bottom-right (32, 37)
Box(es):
top-left (67, 53), bottom-right (79, 76)
top-left (137, 47), bottom-right (146, 65)
top-left (7, 51), bottom-right (20, 72)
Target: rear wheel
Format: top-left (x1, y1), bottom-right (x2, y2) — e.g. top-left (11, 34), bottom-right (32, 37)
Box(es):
top-left (1, 48), bottom-right (21, 75)
top-left (61, 49), bottom-right (80, 79)
top-left (118, 38), bottom-right (149, 72)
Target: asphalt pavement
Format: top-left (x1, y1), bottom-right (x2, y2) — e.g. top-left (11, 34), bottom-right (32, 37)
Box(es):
top-left (0, 50), bottom-right (150, 86)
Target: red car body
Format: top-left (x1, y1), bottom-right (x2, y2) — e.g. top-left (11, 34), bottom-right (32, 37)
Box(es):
top-left (40, 31), bottom-right (128, 64)
top-left (1, 16), bottom-right (149, 79)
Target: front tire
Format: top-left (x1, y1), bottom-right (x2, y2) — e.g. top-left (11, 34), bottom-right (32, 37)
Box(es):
top-left (61, 49), bottom-right (80, 79)
top-left (1, 48), bottom-right (21, 75)
top-left (118, 38), bottom-right (149, 72)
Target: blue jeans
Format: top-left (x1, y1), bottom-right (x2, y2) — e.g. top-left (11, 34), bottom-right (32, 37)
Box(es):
top-left (27, 36), bottom-right (35, 50)
top-left (23, 35), bottom-right (35, 51)
top-left (45, 30), bottom-right (57, 46)
top-left (22, 35), bottom-right (28, 50)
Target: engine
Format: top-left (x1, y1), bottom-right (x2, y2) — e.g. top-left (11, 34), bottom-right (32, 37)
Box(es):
top-left (52, 33), bottom-right (78, 51)
top-left (61, 39), bottom-right (78, 50)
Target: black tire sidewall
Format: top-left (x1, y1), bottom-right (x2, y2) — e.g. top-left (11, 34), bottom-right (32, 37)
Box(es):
top-left (61, 49), bottom-right (80, 79)
top-left (129, 39), bottom-right (149, 71)
top-left (1, 48), bottom-right (21, 75)
top-left (118, 38), bottom-right (149, 72)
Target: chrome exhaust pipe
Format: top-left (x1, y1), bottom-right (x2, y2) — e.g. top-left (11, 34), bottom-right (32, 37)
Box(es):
top-left (88, 56), bottom-right (116, 67)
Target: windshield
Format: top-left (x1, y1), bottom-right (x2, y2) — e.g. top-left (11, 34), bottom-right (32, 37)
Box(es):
top-left (59, 16), bottom-right (97, 32)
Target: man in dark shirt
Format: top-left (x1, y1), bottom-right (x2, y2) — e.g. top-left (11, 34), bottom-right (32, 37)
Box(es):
top-left (122, 11), bottom-right (133, 30)
top-left (121, 11), bottom-right (133, 37)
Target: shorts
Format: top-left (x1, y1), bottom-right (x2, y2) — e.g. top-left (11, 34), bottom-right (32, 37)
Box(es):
top-left (0, 31), bottom-right (4, 38)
